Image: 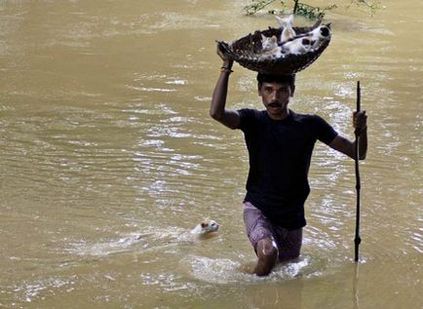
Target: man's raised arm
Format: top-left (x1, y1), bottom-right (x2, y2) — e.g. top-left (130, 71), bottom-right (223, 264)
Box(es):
top-left (209, 49), bottom-right (240, 130)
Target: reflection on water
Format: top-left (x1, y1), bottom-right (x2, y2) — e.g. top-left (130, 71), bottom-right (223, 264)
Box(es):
top-left (1, 0), bottom-right (422, 307)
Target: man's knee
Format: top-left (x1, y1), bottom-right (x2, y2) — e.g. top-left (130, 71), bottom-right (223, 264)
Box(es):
top-left (254, 238), bottom-right (278, 276)
top-left (257, 238), bottom-right (278, 257)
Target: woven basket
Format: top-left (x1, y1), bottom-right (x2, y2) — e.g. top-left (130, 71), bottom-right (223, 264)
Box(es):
top-left (217, 20), bottom-right (331, 75)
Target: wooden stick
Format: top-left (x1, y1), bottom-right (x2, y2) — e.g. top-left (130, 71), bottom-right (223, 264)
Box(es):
top-left (354, 81), bottom-right (362, 262)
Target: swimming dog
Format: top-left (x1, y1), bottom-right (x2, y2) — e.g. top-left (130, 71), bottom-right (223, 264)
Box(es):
top-left (190, 219), bottom-right (219, 238)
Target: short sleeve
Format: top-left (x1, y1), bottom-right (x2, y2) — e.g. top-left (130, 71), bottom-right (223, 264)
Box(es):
top-left (312, 115), bottom-right (338, 145)
top-left (237, 108), bottom-right (257, 132)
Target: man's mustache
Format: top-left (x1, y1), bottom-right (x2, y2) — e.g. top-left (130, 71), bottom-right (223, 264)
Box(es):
top-left (268, 101), bottom-right (282, 107)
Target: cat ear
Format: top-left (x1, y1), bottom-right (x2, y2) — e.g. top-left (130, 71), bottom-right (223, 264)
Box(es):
top-left (201, 222), bottom-right (208, 228)
top-left (275, 14), bottom-right (294, 27)
top-left (271, 35), bottom-right (277, 43)
top-left (261, 34), bottom-right (267, 40)
top-left (275, 15), bottom-right (284, 26)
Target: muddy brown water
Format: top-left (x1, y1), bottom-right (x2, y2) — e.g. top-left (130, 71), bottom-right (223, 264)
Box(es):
top-left (0, 0), bottom-right (422, 308)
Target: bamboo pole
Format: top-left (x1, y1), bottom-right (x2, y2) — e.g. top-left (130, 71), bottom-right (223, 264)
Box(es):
top-left (354, 81), bottom-right (362, 262)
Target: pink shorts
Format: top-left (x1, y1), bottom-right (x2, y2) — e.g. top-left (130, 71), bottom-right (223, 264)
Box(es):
top-left (243, 201), bottom-right (302, 262)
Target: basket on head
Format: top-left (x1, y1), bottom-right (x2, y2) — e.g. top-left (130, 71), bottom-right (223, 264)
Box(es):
top-left (216, 20), bottom-right (331, 75)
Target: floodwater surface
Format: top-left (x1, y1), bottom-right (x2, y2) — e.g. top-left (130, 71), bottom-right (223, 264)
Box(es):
top-left (0, 0), bottom-right (422, 308)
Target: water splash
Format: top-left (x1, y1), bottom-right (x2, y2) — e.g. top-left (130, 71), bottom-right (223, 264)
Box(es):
top-left (183, 255), bottom-right (322, 285)
top-left (12, 277), bottom-right (76, 303)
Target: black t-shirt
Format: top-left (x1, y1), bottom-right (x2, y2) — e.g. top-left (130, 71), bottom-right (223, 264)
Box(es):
top-left (238, 109), bottom-right (338, 230)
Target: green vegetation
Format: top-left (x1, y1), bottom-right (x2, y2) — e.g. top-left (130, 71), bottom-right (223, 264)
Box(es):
top-left (244, 0), bottom-right (382, 19)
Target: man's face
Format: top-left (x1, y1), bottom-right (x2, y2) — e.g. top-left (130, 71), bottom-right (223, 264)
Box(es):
top-left (258, 82), bottom-right (292, 118)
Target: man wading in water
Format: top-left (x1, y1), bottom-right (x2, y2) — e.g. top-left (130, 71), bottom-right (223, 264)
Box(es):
top-left (210, 52), bottom-right (368, 276)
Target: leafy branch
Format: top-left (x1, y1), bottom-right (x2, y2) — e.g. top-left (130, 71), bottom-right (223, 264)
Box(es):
top-left (347, 0), bottom-right (382, 15)
top-left (244, 0), bottom-right (281, 15)
top-left (244, 0), bottom-right (382, 19)
top-left (295, 2), bottom-right (338, 19)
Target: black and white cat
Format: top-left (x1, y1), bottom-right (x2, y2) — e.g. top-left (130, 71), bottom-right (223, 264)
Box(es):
top-left (308, 24), bottom-right (331, 49)
top-left (281, 24), bottom-right (331, 55)
top-left (281, 37), bottom-right (314, 55)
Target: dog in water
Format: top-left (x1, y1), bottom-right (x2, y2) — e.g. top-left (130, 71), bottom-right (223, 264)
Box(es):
top-left (190, 219), bottom-right (219, 239)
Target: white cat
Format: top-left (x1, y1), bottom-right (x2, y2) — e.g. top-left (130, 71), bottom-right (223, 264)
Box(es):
top-left (275, 14), bottom-right (296, 43)
top-left (259, 46), bottom-right (284, 60)
top-left (261, 34), bottom-right (278, 51)
top-left (259, 34), bottom-right (284, 59)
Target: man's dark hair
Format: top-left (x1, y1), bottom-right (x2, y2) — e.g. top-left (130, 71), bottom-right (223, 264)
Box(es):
top-left (257, 73), bottom-right (296, 94)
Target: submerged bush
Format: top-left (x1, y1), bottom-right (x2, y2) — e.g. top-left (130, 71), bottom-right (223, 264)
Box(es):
top-left (244, 0), bottom-right (382, 19)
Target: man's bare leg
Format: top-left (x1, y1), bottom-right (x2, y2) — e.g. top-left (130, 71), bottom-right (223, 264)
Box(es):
top-left (254, 238), bottom-right (278, 276)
